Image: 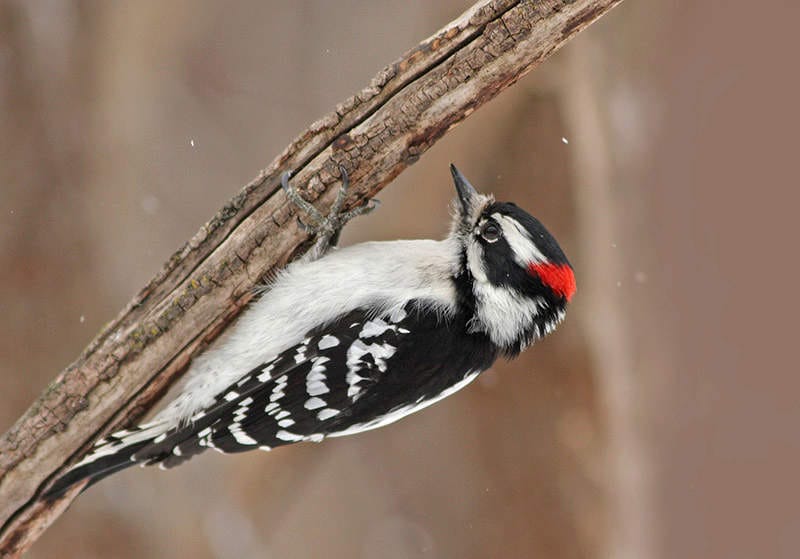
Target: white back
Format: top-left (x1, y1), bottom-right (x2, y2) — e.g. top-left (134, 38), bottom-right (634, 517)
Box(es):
top-left (157, 238), bottom-right (461, 424)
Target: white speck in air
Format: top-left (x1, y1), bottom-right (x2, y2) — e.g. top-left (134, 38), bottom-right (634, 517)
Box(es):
top-left (79, 315), bottom-right (85, 323)
top-left (561, 137), bottom-right (569, 144)
top-left (141, 194), bottom-right (160, 215)
top-left (189, 139), bottom-right (195, 147)
top-left (479, 370), bottom-right (498, 389)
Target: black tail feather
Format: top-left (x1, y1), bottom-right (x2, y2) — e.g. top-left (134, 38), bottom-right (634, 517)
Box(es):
top-left (42, 439), bottom-right (154, 500)
top-left (43, 361), bottom-right (310, 500)
top-left (42, 414), bottom-right (223, 500)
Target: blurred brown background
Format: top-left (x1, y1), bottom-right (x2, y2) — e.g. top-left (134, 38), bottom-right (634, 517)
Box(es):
top-left (2, 1), bottom-right (798, 558)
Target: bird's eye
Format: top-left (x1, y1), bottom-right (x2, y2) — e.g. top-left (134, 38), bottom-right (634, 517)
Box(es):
top-left (480, 221), bottom-right (502, 243)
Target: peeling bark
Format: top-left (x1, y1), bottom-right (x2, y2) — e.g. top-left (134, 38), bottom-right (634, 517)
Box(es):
top-left (0, 0), bottom-right (622, 555)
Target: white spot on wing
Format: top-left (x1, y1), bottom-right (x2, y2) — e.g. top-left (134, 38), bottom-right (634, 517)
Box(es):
top-left (307, 381), bottom-right (329, 396)
top-left (236, 375), bottom-right (251, 387)
top-left (231, 429), bottom-right (258, 445)
top-left (270, 374), bottom-right (289, 402)
top-left (304, 397), bottom-right (326, 410)
top-left (276, 430), bottom-right (303, 442)
top-left (344, 338), bottom-right (397, 401)
top-left (265, 402), bottom-right (279, 414)
top-left (257, 364), bottom-right (275, 382)
top-left (305, 356), bottom-right (330, 397)
top-left (347, 339), bottom-right (396, 373)
top-left (359, 318), bottom-right (394, 338)
top-left (317, 408), bottom-right (340, 421)
top-left (388, 307), bottom-right (407, 323)
top-left (318, 335), bottom-right (339, 349)
top-left (347, 382), bottom-right (364, 399)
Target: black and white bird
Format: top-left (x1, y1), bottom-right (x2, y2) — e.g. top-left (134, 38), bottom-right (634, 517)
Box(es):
top-left (45, 164), bottom-right (575, 498)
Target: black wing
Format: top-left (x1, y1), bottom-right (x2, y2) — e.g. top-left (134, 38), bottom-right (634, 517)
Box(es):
top-left (45, 302), bottom-right (497, 498)
top-left (143, 301), bottom-right (497, 465)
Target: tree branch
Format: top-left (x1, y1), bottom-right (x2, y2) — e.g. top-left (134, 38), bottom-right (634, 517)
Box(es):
top-left (0, 0), bottom-right (622, 555)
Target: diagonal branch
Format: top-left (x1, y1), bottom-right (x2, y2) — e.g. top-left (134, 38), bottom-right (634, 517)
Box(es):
top-left (0, 0), bottom-right (622, 555)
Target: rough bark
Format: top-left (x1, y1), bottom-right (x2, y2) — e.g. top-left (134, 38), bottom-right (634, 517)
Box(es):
top-left (0, 0), bottom-right (622, 555)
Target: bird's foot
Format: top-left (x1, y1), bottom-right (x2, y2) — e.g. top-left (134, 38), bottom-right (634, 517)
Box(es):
top-left (281, 165), bottom-right (378, 259)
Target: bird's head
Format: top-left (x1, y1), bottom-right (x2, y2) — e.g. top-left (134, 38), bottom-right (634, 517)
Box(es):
top-left (448, 164), bottom-right (575, 355)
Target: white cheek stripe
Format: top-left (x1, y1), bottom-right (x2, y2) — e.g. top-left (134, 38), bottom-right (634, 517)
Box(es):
top-left (492, 213), bottom-right (546, 266)
top-left (466, 241), bottom-right (488, 283)
top-left (471, 282), bottom-right (544, 347)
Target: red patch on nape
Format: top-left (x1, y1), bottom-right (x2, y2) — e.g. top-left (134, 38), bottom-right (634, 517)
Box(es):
top-left (528, 263), bottom-right (576, 301)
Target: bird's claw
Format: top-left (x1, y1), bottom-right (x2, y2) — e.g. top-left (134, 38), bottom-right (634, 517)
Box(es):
top-left (281, 165), bottom-right (377, 260)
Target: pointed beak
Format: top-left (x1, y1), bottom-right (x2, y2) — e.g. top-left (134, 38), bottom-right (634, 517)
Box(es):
top-left (450, 164), bottom-right (478, 213)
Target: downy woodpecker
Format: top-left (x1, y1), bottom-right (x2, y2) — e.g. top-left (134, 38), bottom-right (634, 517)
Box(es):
top-left (45, 164), bottom-right (575, 498)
